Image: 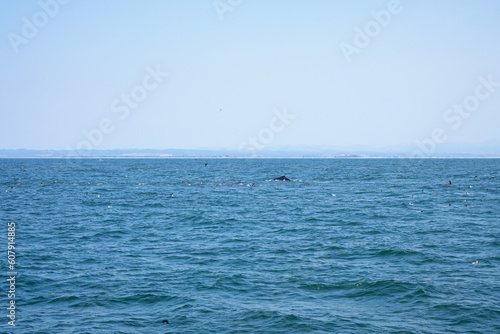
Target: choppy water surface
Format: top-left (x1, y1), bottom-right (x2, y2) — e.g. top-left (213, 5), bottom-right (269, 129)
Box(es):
top-left (1, 158), bottom-right (499, 333)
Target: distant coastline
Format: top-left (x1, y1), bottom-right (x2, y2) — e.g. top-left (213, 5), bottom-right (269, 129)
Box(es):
top-left (0, 149), bottom-right (499, 159)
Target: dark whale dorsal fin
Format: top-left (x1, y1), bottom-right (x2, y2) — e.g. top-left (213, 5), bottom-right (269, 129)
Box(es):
top-left (273, 175), bottom-right (291, 181)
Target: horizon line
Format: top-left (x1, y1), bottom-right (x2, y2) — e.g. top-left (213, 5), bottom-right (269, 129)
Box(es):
top-left (1, 156), bottom-right (500, 159)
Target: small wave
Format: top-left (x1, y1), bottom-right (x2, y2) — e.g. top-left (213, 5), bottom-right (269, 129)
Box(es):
top-left (374, 249), bottom-right (420, 257)
top-left (48, 295), bottom-right (79, 304)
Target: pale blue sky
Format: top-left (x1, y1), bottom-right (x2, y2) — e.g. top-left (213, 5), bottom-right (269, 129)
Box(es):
top-left (1, 0), bottom-right (499, 152)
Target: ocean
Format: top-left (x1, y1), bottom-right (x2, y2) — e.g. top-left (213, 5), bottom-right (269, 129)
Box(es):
top-left (1, 158), bottom-right (499, 333)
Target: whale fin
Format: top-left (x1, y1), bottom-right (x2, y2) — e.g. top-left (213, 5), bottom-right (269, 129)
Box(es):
top-left (273, 175), bottom-right (291, 181)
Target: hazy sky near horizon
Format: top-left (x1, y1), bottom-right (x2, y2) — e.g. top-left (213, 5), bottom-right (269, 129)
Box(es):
top-left (1, 0), bottom-right (499, 152)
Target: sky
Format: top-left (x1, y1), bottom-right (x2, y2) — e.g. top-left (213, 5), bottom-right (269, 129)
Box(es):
top-left (1, 0), bottom-right (499, 154)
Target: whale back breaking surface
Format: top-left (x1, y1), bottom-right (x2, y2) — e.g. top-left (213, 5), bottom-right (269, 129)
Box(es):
top-left (273, 175), bottom-right (291, 181)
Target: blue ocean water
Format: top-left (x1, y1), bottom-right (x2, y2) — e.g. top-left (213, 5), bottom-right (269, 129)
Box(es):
top-left (1, 158), bottom-right (499, 333)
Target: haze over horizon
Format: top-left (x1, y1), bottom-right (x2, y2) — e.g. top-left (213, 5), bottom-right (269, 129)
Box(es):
top-left (1, 0), bottom-right (500, 155)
